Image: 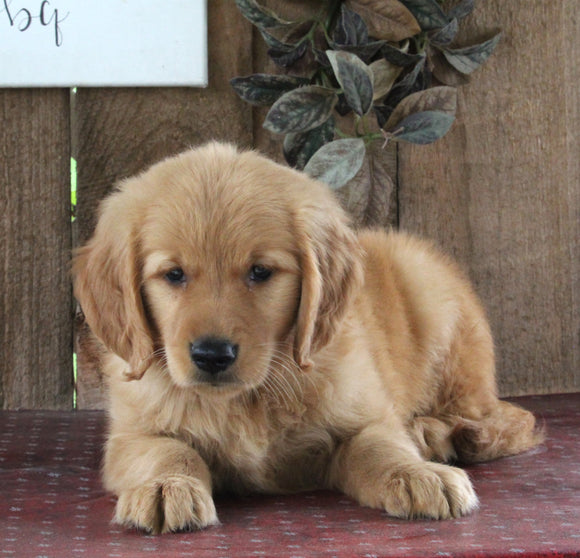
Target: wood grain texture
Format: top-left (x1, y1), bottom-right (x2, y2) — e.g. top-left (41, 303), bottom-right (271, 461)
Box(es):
top-left (398, 1), bottom-right (579, 395)
top-left (0, 89), bottom-right (73, 409)
top-left (73, 0), bottom-right (254, 408)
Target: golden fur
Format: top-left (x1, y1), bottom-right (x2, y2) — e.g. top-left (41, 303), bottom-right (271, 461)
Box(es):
top-left (73, 143), bottom-right (542, 534)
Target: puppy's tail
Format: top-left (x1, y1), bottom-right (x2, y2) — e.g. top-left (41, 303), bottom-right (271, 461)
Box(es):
top-left (450, 400), bottom-right (545, 464)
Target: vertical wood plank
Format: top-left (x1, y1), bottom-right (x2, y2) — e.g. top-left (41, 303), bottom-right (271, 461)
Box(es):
top-left (562, 0), bottom-right (580, 394)
top-left (0, 89), bottom-right (73, 409)
top-left (398, 1), bottom-right (579, 395)
top-left (73, 0), bottom-right (254, 408)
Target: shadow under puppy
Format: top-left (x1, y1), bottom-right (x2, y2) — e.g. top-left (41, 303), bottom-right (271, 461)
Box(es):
top-left (73, 142), bottom-right (542, 534)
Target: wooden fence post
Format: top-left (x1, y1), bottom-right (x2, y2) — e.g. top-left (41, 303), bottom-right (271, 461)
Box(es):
top-left (0, 89), bottom-right (73, 409)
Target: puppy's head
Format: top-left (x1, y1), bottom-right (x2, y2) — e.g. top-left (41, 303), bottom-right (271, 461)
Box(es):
top-left (73, 143), bottom-right (362, 394)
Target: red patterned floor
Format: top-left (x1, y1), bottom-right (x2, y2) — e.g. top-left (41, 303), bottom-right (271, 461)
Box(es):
top-left (1, 394), bottom-right (579, 558)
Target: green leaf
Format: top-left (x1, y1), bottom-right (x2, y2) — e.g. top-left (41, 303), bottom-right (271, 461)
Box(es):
top-left (336, 141), bottom-right (397, 227)
top-left (330, 41), bottom-right (386, 62)
top-left (259, 29), bottom-right (309, 67)
top-left (448, 0), bottom-right (475, 21)
top-left (259, 28), bottom-right (294, 51)
top-left (263, 86), bottom-right (338, 134)
top-left (326, 50), bottom-right (374, 116)
top-left (429, 45), bottom-right (470, 86)
top-left (304, 138), bottom-right (366, 190)
top-left (442, 33), bottom-right (502, 75)
top-left (381, 55), bottom-right (426, 113)
top-left (345, 0), bottom-right (421, 41)
top-left (381, 41), bottom-right (424, 67)
top-left (333, 5), bottom-right (369, 46)
top-left (429, 17), bottom-right (458, 46)
top-left (235, 0), bottom-right (291, 29)
top-left (230, 74), bottom-right (310, 106)
top-left (384, 86), bottom-right (457, 130)
top-left (398, 0), bottom-right (448, 31)
top-left (390, 111), bottom-right (455, 144)
top-left (283, 118), bottom-right (335, 170)
top-left (370, 58), bottom-right (403, 100)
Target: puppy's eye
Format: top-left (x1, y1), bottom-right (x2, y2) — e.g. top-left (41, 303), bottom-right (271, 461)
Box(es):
top-left (248, 264), bottom-right (273, 284)
top-left (164, 268), bottom-right (186, 285)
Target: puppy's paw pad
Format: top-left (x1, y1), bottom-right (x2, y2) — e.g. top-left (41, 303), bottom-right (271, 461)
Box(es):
top-left (431, 463), bottom-right (478, 518)
top-left (160, 475), bottom-right (219, 532)
top-left (115, 475), bottom-right (218, 534)
top-left (380, 463), bottom-right (478, 520)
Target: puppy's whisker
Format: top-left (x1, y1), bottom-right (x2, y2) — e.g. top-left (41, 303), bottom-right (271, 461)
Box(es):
top-left (242, 347), bottom-right (299, 409)
top-left (270, 361), bottom-right (303, 402)
top-left (262, 353), bottom-right (307, 409)
top-left (261, 376), bottom-right (287, 407)
top-left (264, 375), bottom-right (296, 411)
top-left (269, 363), bottom-right (299, 398)
top-left (238, 389), bottom-right (252, 415)
top-left (267, 348), bottom-right (321, 402)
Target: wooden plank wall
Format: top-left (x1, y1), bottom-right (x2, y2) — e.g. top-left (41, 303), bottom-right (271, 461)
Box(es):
top-left (399, 0), bottom-right (580, 395)
top-left (1, 90), bottom-right (73, 409)
top-left (1, 1), bottom-right (578, 409)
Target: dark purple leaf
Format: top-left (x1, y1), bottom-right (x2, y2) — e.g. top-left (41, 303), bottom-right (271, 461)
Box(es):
top-left (283, 118), bottom-right (335, 169)
top-left (230, 74), bottom-right (310, 106)
top-left (398, 0), bottom-right (449, 31)
top-left (264, 86), bottom-right (338, 134)
top-left (327, 50), bottom-right (374, 116)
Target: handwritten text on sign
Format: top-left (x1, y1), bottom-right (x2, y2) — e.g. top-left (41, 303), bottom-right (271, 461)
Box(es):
top-left (2, 0), bottom-right (67, 46)
top-left (0, 0), bottom-right (207, 87)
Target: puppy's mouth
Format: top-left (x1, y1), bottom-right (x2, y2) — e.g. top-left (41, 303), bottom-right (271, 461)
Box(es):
top-left (167, 336), bottom-right (266, 395)
top-left (193, 369), bottom-right (243, 389)
top-left (162, 336), bottom-right (277, 396)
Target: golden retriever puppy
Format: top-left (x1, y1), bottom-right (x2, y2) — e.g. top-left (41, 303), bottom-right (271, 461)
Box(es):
top-left (73, 142), bottom-right (542, 534)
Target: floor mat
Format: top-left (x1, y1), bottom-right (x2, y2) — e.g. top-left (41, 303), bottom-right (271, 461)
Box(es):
top-left (1, 394), bottom-right (579, 557)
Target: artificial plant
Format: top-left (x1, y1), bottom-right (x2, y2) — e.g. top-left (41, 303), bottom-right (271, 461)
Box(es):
top-left (231, 0), bottom-right (500, 222)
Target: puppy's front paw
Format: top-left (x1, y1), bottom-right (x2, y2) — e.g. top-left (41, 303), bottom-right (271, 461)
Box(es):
top-left (373, 462), bottom-right (478, 520)
top-left (114, 475), bottom-right (218, 534)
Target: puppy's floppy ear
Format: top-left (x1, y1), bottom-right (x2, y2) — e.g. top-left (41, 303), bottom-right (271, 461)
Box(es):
top-left (293, 195), bottom-right (363, 368)
top-left (72, 190), bottom-right (154, 380)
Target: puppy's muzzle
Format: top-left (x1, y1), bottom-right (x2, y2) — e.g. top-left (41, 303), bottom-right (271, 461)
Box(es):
top-left (190, 337), bottom-right (239, 376)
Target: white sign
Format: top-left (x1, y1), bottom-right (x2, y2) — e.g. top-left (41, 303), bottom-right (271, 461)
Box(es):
top-left (0, 0), bottom-right (208, 87)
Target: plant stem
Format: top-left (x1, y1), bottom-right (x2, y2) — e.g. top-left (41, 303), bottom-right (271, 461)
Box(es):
top-left (413, 32), bottom-right (428, 54)
top-left (325, 0), bottom-right (342, 34)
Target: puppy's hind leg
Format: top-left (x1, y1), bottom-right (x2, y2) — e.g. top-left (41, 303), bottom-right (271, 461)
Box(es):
top-left (450, 400), bottom-right (544, 464)
top-left (409, 416), bottom-right (457, 463)
top-left (440, 305), bottom-right (544, 464)
top-left (411, 405), bottom-right (543, 465)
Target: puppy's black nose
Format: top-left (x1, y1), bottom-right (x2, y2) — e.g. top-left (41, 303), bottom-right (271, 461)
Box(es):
top-left (190, 337), bottom-right (238, 375)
